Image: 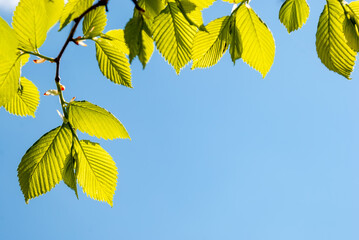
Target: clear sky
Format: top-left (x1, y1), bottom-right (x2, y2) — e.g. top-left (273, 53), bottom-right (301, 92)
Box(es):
top-left (1, 1), bottom-right (359, 239)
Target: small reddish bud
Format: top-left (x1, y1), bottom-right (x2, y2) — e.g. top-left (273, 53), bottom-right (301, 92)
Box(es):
top-left (33, 58), bottom-right (46, 64)
top-left (60, 85), bottom-right (65, 91)
top-left (70, 97), bottom-right (76, 102)
top-left (44, 89), bottom-right (59, 96)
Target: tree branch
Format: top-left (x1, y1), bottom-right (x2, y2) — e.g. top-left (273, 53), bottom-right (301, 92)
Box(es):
top-left (54, 0), bottom-right (109, 117)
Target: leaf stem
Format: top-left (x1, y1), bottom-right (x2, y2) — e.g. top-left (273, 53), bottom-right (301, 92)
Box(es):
top-left (19, 49), bottom-right (55, 62)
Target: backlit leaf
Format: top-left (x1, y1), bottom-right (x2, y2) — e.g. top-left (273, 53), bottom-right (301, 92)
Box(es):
top-left (44, 0), bottom-right (65, 29)
top-left (125, 11), bottom-right (154, 68)
top-left (4, 77), bottom-right (40, 117)
top-left (153, 2), bottom-right (197, 74)
top-left (83, 6), bottom-right (107, 37)
top-left (316, 0), bottom-right (357, 79)
top-left (235, 3), bottom-right (275, 77)
top-left (68, 101), bottom-right (130, 140)
top-left (0, 17), bottom-right (18, 59)
top-left (0, 58), bottom-right (21, 106)
top-left (75, 140), bottom-right (118, 207)
top-left (59, 0), bottom-right (94, 31)
top-left (222, 0), bottom-right (245, 4)
top-left (95, 34), bottom-right (132, 87)
top-left (192, 16), bottom-right (231, 69)
top-left (17, 124), bottom-right (73, 203)
top-left (229, 17), bottom-right (242, 64)
top-left (279, 0), bottom-right (310, 33)
top-left (63, 147), bottom-right (79, 199)
top-left (138, 0), bottom-right (165, 19)
top-left (12, 0), bottom-right (48, 51)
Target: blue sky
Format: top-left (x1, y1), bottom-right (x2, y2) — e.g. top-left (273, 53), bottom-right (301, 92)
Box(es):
top-left (1, 1), bottom-right (359, 239)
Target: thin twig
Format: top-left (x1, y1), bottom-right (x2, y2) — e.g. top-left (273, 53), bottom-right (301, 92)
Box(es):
top-left (54, 0), bottom-right (109, 117)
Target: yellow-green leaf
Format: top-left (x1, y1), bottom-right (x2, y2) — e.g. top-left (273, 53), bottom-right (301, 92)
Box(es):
top-left (125, 11), bottom-right (154, 68)
top-left (153, 2), bottom-right (197, 74)
top-left (138, 0), bottom-right (165, 19)
top-left (0, 17), bottom-right (18, 59)
top-left (63, 148), bottom-right (79, 199)
top-left (316, 0), bottom-right (357, 79)
top-left (0, 58), bottom-right (21, 106)
top-left (235, 3), bottom-right (275, 77)
top-left (59, 0), bottom-right (94, 31)
top-left (343, 12), bottom-right (359, 52)
top-left (17, 124), bottom-right (73, 203)
top-left (83, 6), bottom-right (107, 37)
top-left (229, 17), bottom-right (242, 64)
top-left (68, 101), bottom-right (130, 140)
top-left (189, 0), bottom-right (216, 9)
top-left (104, 29), bottom-right (130, 55)
top-left (95, 35), bottom-right (132, 87)
top-left (12, 0), bottom-right (48, 51)
top-left (4, 77), bottom-right (40, 117)
top-left (176, 0), bottom-right (204, 28)
top-left (75, 140), bottom-right (118, 207)
top-left (279, 0), bottom-right (310, 33)
top-left (192, 16), bottom-right (231, 69)
top-left (44, 0), bottom-right (64, 29)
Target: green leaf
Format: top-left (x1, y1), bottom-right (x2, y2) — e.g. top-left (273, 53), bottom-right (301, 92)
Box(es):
top-left (17, 124), bottom-right (73, 203)
top-left (0, 17), bottom-right (18, 59)
top-left (153, 2), bottom-right (197, 74)
top-left (75, 139), bottom-right (118, 207)
top-left (83, 6), bottom-right (107, 38)
top-left (176, 0), bottom-right (204, 29)
top-left (188, 0), bottom-right (216, 9)
top-left (279, 0), bottom-right (310, 33)
top-left (138, 0), bottom-right (165, 19)
top-left (0, 58), bottom-right (21, 106)
top-left (343, 11), bottom-right (359, 52)
top-left (95, 33), bottom-right (132, 87)
top-left (229, 17), bottom-right (242, 64)
top-left (4, 77), bottom-right (40, 117)
top-left (68, 101), bottom-right (130, 140)
top-left (192, 16), bottom-right (231, 69)
top-left (103, 29), bottom-right (130, 55)
top-left (63, 146), bottom-right (79, 199)
top-left (44, 0), bottom-right (65, 29)
top-left (124, 11), bottom-right (154, 68)
top-left (344, 1), bottom-right (359, 52)
top-left (59, 0), bottom-right (94, 31)
top-left (12, 0), bottom-right (48, 51)
top-left (235, 3), bottom-right (275, 77)
top-left (316, 0), bottom-right (357, 79)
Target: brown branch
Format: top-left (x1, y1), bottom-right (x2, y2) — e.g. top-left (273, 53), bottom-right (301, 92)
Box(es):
top-left (131, 0), bottom-right (145, 12)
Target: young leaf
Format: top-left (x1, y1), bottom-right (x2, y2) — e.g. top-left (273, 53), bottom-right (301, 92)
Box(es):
top-left (279, 0), bottom-right (310, 33)
top-left (12, 0), bottom-right (48, 51)
top-left (138, 0), bottom-right (165, 19)
top-left (235, 3), bottom-right (276, 77)
top-left (316, 0), bottom-right (357, 79)
top-left (75, 140), bottom-right (118, 207)
top-left (63, 148), bottom-right (79, 199)
top-left (192, 16), bottom-right (231, 69)
top-left (44, 0), bottom-right (65, 29)
top-left (17, 124), bottom-right (73, 203)
top-left (229, 17), bottom-right (242, 64)
top-left (343, 12), bottom-right (359, 52)
top-left (0, 59), bottom-right (21, 106)
top-left (83, 6), bottom-right (107, 38)
top-left (68, 101), bottom-right (130, 140)
top-left (176, 0), bottom-right (204, 29)
top-left (189, 0), bottom-right (216, 9)
top-left (95, 34), bottom-right (132, 87)
top-left (124, 11), bottom-right (154, 68)
top-left (153, 2), bottom-right (197, 74)
top-left (0, 17), bottom-right (18, 59)
top-left (59, 0), bottom-right (94, 31)
top-left (103, 29), bottom-right (130, 55)
top-left (4, 77), bottom-right (40, 117)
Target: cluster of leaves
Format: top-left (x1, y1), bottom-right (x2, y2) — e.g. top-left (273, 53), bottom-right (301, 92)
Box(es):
top-left (1, 0), bottom-right (359, 206)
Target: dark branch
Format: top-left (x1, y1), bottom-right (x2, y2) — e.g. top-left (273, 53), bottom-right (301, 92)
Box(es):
top-left (131, 0), bottom-right (145, 12)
